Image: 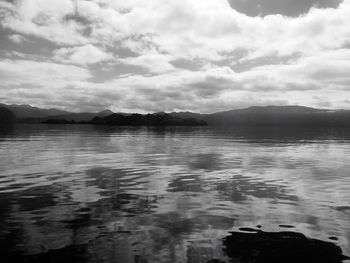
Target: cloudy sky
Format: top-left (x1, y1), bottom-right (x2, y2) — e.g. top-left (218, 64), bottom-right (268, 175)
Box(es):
top-left (0, 0), bottom-right (349, 113)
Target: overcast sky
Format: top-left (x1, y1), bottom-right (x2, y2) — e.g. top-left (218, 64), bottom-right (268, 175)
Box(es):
top-left (0, 0), bottom-right (349, 113)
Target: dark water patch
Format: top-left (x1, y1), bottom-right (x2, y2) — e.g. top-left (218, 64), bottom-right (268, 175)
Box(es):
top-left (220, 230), bottom-right (349, 263)
top-left (61, 212), bottom-right (93, 229)
top-left (188, 153), bottom-right (223, 171)
top-left (15, 187), bottom-right (56, 212)
top-left (336, 206), bottom-right (350, 213)
top-left (3, 244), bottom-right (88, 263)
top-left (155, 212), bottom-right (197, 237)
top-left (168, 174), bottom-right (203, 192)
top-left (279, 224), bottom-right (295, 229)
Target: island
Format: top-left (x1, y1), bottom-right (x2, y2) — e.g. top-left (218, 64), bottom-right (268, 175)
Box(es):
top-left (43, 112), bottom-right (207, 126)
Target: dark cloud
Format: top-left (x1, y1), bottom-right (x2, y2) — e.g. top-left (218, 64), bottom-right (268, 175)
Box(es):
top-left (228, 0), bottom-right (343, 16)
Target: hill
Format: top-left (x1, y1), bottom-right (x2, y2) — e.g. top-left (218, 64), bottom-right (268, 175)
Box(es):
top-left (0, 103), bottom-right (118, 123)
top-left (203, 106), bottom-right (350, 127)
top-left (3, 103), bottom-right (350, 127)
top-left (89, 113), bottom-right (207, 126)
top-left (45, 109), bottom-right (115, 122)
top-left (0, 103), bottom-right (69, 118)
top-left (0, 107), bottom-right (15, 125)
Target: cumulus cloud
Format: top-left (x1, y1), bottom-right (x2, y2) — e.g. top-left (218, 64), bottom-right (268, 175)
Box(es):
top-left (0, 0), bottom-right (87, 45)
top-left (0, 0), bottom-right (350, 112)
top-left (119, 51), bottom-right (175, 73)
top-left (2, 0), bottom-right (348, 59)
top-left (8, 34), bottom-right (27, 43)
top-left (53, 44), bottom-right (115, 65)
top-left (0, 59), bottom-right (91, 87)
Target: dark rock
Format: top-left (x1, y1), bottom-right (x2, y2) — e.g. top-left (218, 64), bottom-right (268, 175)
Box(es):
top-left (221, 230), bottom-right (349, 263)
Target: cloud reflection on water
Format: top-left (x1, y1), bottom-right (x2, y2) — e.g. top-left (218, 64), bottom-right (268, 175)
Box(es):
top-left (0, 125), bottom-right (350, 262)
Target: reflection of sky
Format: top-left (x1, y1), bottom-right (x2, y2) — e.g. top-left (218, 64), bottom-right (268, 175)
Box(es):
top-left (0, 125), bottom-right (350, 261)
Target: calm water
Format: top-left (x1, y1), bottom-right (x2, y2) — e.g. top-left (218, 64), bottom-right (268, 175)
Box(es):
top-left (0, 124), bottom-right (350, 262)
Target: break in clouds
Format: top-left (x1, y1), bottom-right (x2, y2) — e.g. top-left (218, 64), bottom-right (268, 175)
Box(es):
top-left (0, 0), bottom-right (350, 113)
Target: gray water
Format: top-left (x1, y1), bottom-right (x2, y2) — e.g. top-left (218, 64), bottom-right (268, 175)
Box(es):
top-left (0, 124), bottom-right (350, 262)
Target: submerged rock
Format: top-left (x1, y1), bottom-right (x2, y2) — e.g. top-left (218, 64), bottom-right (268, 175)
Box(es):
top-left (220, 230), bottom-right (349, 263)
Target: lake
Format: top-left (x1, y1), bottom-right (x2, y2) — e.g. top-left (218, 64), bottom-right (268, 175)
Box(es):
top-left (0, 124), bottom-right (350, 262)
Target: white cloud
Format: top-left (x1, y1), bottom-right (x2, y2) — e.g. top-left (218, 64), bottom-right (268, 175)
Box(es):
top-left (119, 51), bottom-right (175, 73)
top-left (0, 0), bottom-right (87, 45)
top-left (8, 34), bottom-right (27, 43)
top-left (53, 44), bottom-right (115, 65)
top-left (1, 0), bottom-right (350, 111)
top-left (2, 0), bottom-right (350, 60)
top-left (0, 59), bottom-right (91, 87)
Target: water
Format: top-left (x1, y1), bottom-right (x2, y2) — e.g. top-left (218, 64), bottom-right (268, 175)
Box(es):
top-left (0, 124), bottom-right (350, 262)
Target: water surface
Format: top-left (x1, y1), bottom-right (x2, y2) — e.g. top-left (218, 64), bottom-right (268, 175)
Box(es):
top-left (0, 124), bottom-right (350, 262)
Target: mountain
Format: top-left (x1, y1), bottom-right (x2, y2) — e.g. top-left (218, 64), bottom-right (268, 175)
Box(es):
top-left (3, 103), bottom-right (350, 127)
top-left (0, 107), bottom-right (15, 125)
top-left (167, 105), bottom-right (350, 127)
top-left (45, 109), bottom-right (115, 122)
top-left (90, 112), bottom-right (207, 126)
top-left (0, 103), bottom-right (69, 118)
top-left (169, 111), bottom-right (205, 120)
top-left (0, 103), bottom-right (118, 123)
top-left (98, 109), bottom-right (114, 116)
top-left (204, 106), bottom-right (350, 127)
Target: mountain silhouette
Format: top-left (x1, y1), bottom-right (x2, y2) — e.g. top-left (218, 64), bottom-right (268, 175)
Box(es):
top-left (0, 107), bottom-right (15, 125)
top-left (0, 103), bottom-right (118, 123)
top-left (43, 110), bottom-right (116, 122)
top-left (0, 103), bottom-right (69, 118)
top-left (89, 112), bottom-right (207, 126)
top-left (3, 103), bottom-right (350, 127)
top-left (203, 106), bottom-right (350, 127)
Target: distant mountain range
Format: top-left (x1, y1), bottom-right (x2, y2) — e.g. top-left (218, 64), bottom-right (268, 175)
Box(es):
top-left (42, 109), bottom-right (115, 122)
top-left (2, 103), bottom-right (350, 127)
top-left (88, 113), bottom-right (207, 126)
top-left (202, 105), bottom-right (342, 126)
top-left (0, 103), bottom-right (69, 118)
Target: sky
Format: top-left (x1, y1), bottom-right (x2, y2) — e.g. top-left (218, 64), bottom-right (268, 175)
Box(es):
top-left (0, 0), bottom-right (349, 113)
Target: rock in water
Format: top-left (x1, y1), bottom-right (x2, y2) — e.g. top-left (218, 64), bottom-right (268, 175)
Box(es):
top-left (221, 230), bottom-right (349, 263)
